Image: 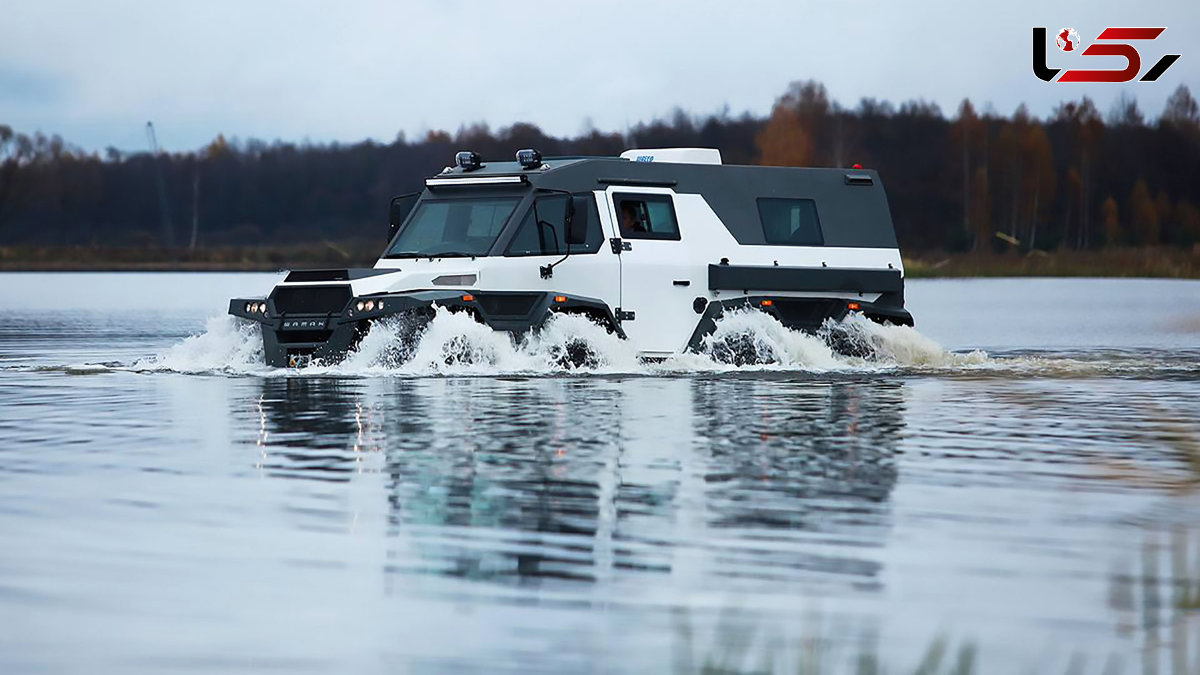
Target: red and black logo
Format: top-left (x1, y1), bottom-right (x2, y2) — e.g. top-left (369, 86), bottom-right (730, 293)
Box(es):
top-left (1033, 27), bottom-right (1181, 83)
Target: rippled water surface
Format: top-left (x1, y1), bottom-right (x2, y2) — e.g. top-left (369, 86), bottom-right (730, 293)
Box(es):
top-left (1, 273), bottom-right (1199, 674)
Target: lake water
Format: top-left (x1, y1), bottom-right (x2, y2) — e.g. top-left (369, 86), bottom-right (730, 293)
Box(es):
top-left (1, 273), bottom-right (1199, 674)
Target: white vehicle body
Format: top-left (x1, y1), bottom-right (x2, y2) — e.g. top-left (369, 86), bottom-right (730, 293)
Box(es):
top-left (230, 148), bottom-right (912, 367)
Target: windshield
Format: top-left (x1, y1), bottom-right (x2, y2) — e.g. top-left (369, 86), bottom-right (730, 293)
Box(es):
top-left (384, 197), bottom-right (521, 258)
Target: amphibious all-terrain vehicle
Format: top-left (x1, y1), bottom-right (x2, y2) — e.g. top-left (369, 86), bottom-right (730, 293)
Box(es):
top-left (230, 147), bottom-right (913, 367)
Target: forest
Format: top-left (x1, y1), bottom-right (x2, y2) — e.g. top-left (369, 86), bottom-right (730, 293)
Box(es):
top-left (1, 80), bottom-right (1199, 260)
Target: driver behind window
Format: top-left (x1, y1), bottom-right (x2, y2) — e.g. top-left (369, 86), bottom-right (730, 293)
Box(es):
top-left (618, 200), bottom-right (646, 234)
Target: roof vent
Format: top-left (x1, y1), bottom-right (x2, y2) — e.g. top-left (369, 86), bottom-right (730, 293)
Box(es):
top-left (619, 148), bottom-right (722, 165)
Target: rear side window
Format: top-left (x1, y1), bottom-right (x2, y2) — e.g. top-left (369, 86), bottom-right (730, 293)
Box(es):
top-left (613, 193), bottom-right (680, 240)
top-left (757, 198), bottom-right (824, 246)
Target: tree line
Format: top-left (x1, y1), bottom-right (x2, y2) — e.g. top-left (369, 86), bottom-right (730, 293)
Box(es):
top-left (1, 81), bottom-right (1198, 253)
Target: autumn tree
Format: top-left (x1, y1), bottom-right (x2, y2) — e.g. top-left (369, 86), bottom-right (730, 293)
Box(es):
top-left (2, 79), bottom-right (1200, 257)
top-left (0, 125), bottom-right (18, 228)
top-left (1063, 166), bottom-right (1082, 247)
top-left (1129, 179), bottom-right (1159, 245)
top-left (1053, 98), bottom-right (1103, 247)
top-left (951, 99), bottom-right (982, 242)
top-left (1155, 190), bottom-right (1174, 242)
top-left (1100, 196), bottom-right (1122, 246)
top-left (1107, 92), bottom-right (1144, 127)
top-left (1160, 85), bottom-right (1199, 129)
top-left (828, 103), bottom-right (863, 168)
top-left (203, 134), bottom-right (232, 159)
top-left (994, 116), bottom-right (1021, 239)
top-left (857, 98), bottom-right (894, 118)
top-left (1176, 201), bottom-right (1200, 247)
top-left (1020, 122), bottom-right (1055, 249)
top-left (969, 165), bottom-right (991, 248)
top-left (756, 105), bottom-right (810, 167)
top-left (755, 80), bottom-right (830, 167)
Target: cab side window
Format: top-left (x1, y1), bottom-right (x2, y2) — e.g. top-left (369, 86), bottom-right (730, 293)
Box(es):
top-left (613, 193), bottom-right (680, 240)
top-left (506, 194), bottom-right (603, 256)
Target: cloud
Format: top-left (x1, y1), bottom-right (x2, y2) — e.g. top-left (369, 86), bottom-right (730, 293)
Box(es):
top-left (1, 0), bottom-right (1197, 152)
top-left (0, 64), bottom-right (65, 104)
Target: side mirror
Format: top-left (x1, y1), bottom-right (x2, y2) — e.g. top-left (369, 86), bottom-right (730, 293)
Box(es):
top-left (387, 193), bottom-right (420, 242)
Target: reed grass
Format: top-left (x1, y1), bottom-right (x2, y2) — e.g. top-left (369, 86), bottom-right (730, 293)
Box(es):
top-left (903, 247), bottom-right (1200, 279)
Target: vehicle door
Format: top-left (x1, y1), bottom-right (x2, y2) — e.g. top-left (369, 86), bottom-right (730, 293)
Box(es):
top-left (500, 190), bottom-right (620, 316)
top-left (606, 187), bottom-right (698, 356)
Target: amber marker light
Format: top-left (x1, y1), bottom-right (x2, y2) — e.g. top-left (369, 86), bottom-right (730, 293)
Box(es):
top-left (760, 299), bottom-right (773, 307)
top-left (553, 295), bottom-right (567, 303)
top-left (462, 294), bottom-right (474, 302)
top-left (847, 302), bottom-right (861, 311)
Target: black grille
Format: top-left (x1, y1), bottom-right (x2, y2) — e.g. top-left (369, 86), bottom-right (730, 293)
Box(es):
top-left (477, 293), bottom-right (540, 318)
top-left (272, 285), bottom-right (352, 314)
top-left (275, 330), bottom-right (334, 344)
top-left (772, 298), bottom-right (843, 329)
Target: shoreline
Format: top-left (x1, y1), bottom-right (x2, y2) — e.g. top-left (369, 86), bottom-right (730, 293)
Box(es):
top-left (903, 248), bottom-right (1198, 279)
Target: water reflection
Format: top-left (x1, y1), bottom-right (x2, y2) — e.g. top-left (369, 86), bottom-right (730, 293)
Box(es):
top-left (1109, 527), bottom-right (1200, 675)
top-left (690, 379), bottom-right (902, 593)
top-left (248, 376), bottom-right (905, 597)
top-left (254, 378), bottom-right (382, 481)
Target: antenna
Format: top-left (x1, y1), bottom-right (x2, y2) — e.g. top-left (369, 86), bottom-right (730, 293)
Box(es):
top-left (145, 121), bottom-right (175, 249)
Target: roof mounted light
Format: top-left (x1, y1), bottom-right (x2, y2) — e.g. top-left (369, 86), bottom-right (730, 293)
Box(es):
top-left (516, 148), bottom-right (542, 169)
top-left (455, 151), bottom-right (482, 171)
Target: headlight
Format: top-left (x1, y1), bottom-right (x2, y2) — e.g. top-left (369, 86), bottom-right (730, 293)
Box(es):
top-left (356, 301), bottom-right (365, 311)
top-left (245, 303), bottom-right (253, 313)
top-left (365, 300), bottom-right (375, 311)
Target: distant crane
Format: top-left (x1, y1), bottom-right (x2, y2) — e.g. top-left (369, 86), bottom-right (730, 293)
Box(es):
top-left (145, 121), bottom-right (175, 249)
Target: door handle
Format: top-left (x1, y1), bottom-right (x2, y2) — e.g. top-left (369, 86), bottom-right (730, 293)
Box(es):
top-left (673, 280), bottom-right (691, 287)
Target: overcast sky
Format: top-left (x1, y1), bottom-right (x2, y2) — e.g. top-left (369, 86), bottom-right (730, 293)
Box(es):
top-left (1, 0), bottom-right (1196, 153)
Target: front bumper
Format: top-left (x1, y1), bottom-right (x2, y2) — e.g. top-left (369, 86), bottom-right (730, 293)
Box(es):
top-left (229, 289), bottom-right (622, 368)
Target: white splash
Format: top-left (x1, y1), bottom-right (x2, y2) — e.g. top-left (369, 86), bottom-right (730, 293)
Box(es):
top-left (137, 306), bottom-right (989, 377)
top-left (513, 311), bottom-right (642, 373)
top-left (697, 308), bottom-right (843, 369)
top-left (134, 315), bottom-right (267, 374)
top-left (661, 310), bottom-right (986, 372)
top-left (826, 313), bottom-right (990, 368)
top-left (336, 306), bottom-right (641, 375)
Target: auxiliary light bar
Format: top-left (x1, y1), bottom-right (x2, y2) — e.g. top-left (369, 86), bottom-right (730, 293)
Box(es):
top-left (425, 175), bottom-right (529, 188)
